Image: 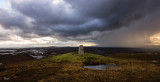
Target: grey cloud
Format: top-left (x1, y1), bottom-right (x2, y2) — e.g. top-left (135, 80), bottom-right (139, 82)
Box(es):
top-left (0, 0), bottom-right (160, 47)
top-left (0, 9), bottom-right (26, 29)
top-left (9, 0), bottom-right (160, 37)
top-left (11, 0), bottom-right (85, 25)
top-left (97, 10), bottom-right (160, 47)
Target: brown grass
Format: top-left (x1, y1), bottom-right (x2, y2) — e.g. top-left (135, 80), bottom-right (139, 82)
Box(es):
top-left (0, 53), bottom-right (160, 82)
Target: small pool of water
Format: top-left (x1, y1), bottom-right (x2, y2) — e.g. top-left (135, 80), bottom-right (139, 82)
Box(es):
top-left (84, 64), bottom-right (120, 70)
top-left (3, 77), bottom-right (10, 80)
top-left (30, 55), bottom-right (45, 59)
top-left (0, 68), bottom-right (6, 72)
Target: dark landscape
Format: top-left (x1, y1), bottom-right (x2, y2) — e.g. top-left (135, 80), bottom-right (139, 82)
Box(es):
top-left (0, 47), bottom-right (160, 64)
top-left (0, 47), bottom-right (160, 81)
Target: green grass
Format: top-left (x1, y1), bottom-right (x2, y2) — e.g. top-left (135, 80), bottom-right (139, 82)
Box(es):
top-left (43, 52), bottom-right (118, 65)
top-left (53, 53), bottom-right (84, 62)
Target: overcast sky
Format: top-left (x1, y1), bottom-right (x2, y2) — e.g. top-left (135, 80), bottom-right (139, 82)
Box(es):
top-left (0, 0), bottom-right (160, 48)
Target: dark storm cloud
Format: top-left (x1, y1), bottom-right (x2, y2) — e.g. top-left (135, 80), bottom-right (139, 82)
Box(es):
top-left (8, 0), bottom-right (160, 37)
top-left (97, 10), bottom-right (160, 47)
top-left (0, 0), bottom-right (160, 47)
top-left (65, 0), bottom-right (160, 31)
top-left (0, 9), bottom-right (27, 29)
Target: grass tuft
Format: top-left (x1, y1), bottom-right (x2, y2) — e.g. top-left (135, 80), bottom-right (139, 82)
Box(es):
top-left (43, 52), bottom-right (118, 65)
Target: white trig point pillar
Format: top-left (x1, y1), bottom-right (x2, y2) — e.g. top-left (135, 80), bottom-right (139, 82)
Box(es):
top-left (78, 45), bottom-right (84, 55)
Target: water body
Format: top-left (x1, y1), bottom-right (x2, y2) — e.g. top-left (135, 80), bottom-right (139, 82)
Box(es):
top-left (152, 60), bottom-right (159, 63)
top-left (3, 77), bottom-right (10, 80)
top-left (0, 50), bottom-right (16, 55)
top-left (30, 55), bottom-right (45, 59)
top-left (0, 68), bottom-right (6, 72)
top-left (0, 63), bottom-right (2, 65)
top-left (0, 50), bottom-right (16, 52)
top-left (84, 64), bottom-right (120, 70)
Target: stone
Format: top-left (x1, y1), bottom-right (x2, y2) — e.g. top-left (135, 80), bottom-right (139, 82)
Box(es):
top-left (0, 63), bottom-right (2, 65)
top-left (78, 45), bottom-right (84, 55)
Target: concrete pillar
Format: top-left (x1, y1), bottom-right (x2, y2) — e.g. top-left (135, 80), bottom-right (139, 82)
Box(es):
top-left (78, 45), bottom-right (84, 55)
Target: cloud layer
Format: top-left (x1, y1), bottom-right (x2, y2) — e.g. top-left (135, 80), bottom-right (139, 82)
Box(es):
top-left (0, 0), bottom-right (160, 47)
